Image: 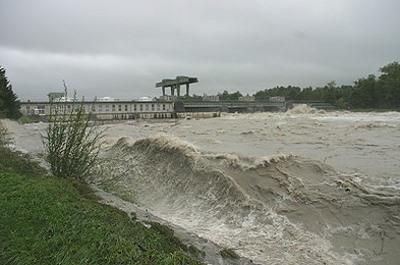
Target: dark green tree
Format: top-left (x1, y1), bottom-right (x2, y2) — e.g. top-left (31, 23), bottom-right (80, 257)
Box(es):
top-left (350, 75), bottom-right (377, 108)
top-left (218, 90), bottom-right (243, 101)
top-left (252, 62), bottom-right (400, 109)
top-left (377, 62), bottom-right (400, 108)
top-left (0, 66), bottom-right (21, 119)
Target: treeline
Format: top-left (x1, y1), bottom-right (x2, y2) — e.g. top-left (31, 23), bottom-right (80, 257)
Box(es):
top-left (220, 62), bottom-right (400, 109)
top-left (181, 91), bottom-right (244, 101)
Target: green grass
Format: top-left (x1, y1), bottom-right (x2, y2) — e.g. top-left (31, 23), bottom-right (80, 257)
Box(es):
top-left (0, 147), bottom-right (203, 265)
top-left (0, 146), bottom-right (46, 178)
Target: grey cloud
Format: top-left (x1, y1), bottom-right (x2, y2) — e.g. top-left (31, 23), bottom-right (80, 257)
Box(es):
top-left (0, 0), bottom-right (399, 100)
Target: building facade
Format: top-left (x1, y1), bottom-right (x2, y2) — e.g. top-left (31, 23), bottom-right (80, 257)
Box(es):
top-left (20, 101), bottom-right (175, 120)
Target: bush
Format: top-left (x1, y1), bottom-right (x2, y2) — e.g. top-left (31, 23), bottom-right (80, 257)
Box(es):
top-left (0, 121), bottom-right (11, 147)
top-left (44, 101), bottom-right (103, 180)
top-left (18, 115), bottom-right (41, 124)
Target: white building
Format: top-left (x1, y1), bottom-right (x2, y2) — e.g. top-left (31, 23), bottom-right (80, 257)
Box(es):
top-left (269, 96), bottom-right (285, 103)
top-left (20, 100), bottom-right (175, 120)
top-left (98, 97), bottom-right (115, 102)
top-left (239, 95), bottom-right (255, 101)
top-left (202, 94), bottom-right (220, 101)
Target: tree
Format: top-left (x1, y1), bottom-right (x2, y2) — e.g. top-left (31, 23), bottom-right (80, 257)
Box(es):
top-left (252, 62), bottom-right (400, 109)
top-left (218, 90), bottom-right (243, 101)
top-left (378, 62), bottom-right (400, 107)
top-left (0, 66), bottom-right (21, 119)
top-left (350, 75), bottom-right (377, 108)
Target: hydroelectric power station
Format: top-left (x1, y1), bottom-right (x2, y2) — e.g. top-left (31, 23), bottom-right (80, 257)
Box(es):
top-left (19, 76), bottom-right (332, 120)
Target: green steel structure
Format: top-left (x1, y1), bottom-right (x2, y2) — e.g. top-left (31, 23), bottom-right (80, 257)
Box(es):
top-left (156, 76), bottom-right (198, 96)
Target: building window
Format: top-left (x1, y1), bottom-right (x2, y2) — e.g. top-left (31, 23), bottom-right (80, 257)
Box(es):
top-left (118, 105), bottom-right (122, 111)
top-left (112, 104), bottom-right (116, 111)
top-left (106, 104), bottom-right (109, 112)
top-left (151, 104), bottom-right (154, 111)
top-left (98, 104), bottom-right (103, 112)
top-left (145, 104), bottom-right (149, 111)
top-left (125, 105), bottom-right (128, 111)
top-left (162, 104), bottom-right (166, 111)
top-left (139, 104), bottom-right (143, 111)
top-left (91, 105), bottom-right (96, 112)
top-left (133, 104), bottom-right (137, 111)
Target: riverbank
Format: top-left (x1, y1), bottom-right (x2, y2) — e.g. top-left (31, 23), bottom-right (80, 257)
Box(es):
top-left (0, 145), bottom-right (203, 265)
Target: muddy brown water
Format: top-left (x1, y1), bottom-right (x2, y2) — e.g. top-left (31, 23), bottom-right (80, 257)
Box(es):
top-left (3, 106), bottom-right (400, 265)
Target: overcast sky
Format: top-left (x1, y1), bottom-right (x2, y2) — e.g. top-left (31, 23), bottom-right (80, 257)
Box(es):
top-left (1, 0), bottom-right (399, 100)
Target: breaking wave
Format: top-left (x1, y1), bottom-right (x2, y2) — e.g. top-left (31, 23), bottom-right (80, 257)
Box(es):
top-left (286, 104), bottom-right (326, 115)
top-left (91, 134), bottom-right (400, 265)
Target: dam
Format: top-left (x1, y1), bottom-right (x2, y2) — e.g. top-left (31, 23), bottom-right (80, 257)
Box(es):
top-left (19, 77), bottom-right (333, 120)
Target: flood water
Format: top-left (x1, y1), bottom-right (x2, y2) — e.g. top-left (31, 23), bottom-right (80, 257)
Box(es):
top-left (4, 105), bottom-right (400, 265)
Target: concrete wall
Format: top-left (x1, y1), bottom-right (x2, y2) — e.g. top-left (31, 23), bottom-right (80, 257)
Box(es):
top-left (176, 112), bottom-right (221, 119)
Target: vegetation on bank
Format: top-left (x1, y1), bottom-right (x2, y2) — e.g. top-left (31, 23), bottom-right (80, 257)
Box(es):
top-left (0, 125), bottom-right (203, 265)
top-left (18, 114), bottom-right (41, 124)
top-left (184, 62), bottom-right (400, 110)
top-left (253, 62), bottom-right (400, 109)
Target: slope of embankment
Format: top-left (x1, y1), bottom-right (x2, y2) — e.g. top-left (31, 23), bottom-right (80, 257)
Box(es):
top-left (0, 143), bottom-right (203, 265)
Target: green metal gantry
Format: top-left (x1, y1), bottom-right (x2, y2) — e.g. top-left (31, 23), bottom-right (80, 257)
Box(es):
top-left (156, 76), bottom-right (198, 96)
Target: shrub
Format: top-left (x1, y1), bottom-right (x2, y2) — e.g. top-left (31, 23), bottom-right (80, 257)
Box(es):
top-left (43, 96), bottom-right (103, 180)
top-left (0, 121), bottom-right (11, 147)
top-left (18, 114), bottom-right (41, 124)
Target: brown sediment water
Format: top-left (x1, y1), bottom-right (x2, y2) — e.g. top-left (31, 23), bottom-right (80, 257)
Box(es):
top-left (3, 106), bottom-right (400, 265)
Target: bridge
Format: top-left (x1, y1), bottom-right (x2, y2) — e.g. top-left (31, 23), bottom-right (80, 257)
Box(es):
top-left (177, 100), bottom-right (287, 113)
top-left (287, 100), bottom-right (335, 110)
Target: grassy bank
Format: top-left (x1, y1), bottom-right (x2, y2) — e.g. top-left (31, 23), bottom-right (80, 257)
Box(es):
top-left (0, 146), bottom-right (203, 265)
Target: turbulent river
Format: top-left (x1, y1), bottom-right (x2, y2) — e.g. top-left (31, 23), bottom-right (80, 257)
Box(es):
top-left (4, 105), bottom-right (400, 265)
